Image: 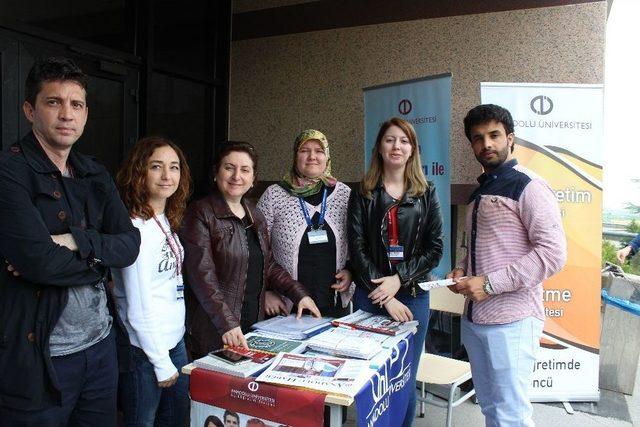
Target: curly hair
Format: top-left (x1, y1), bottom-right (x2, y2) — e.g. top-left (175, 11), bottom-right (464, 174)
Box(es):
top-left (116, 136), bottom-right (192, 231)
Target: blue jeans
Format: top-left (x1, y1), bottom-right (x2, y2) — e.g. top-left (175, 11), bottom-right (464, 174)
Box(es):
top-left (119, 339), bottom-right (190, 427)
top-left (462, 317), bottom-right (544, 427)
top-left (0, 328), bottom-right (118, 427)
top-left (354, 287), bottom-right (430, 427)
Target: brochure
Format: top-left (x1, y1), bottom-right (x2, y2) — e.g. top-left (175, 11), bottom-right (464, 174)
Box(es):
top-left (332, 310), bottom-right (418, 336)
top-left (306, 327), bottom-right (383, 360)
top-left (256, 353), bottom-right (371, 397)
top-left (251, 314), bottom-right (333, 340)
top-left (193, 333), bottom-right (306, 378)
top-left (227, 334), bottom-right (306, 364)
top-left (193, 354), bottom-right (269, 378)
top-left (416, 277), bottom-right (466, 291)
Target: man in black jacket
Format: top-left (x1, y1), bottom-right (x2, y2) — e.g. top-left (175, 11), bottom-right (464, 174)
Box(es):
top-left (0, 57), bottom-right (140, 426)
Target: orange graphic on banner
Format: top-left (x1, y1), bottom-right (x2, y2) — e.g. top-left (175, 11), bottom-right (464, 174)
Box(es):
top-left (515, 138), bottom-right (601, 352)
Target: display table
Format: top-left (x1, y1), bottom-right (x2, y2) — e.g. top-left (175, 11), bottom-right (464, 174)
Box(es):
top-left (183, 332), bottom-right (414, 427)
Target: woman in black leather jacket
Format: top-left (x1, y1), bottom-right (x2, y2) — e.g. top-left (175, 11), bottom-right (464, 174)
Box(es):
top-left (347, 117), bottom-right (443, 427)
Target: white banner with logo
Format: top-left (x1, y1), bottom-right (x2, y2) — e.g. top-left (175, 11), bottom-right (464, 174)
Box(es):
top-left (481, 82), bottom-right (602, 402)
top-left (364, 74), bottom-right (452, 279)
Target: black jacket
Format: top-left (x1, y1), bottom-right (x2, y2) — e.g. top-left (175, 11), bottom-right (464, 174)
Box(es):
top-left (0, 132), bottom-right (140, 411)
top-left (347, 182), bottom-right (444, 295)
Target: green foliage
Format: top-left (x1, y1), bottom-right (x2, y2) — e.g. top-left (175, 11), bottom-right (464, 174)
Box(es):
top-left (627, 219), bottom-right (640, 234)
top-left (602, 240), bottom-right (618, 267)
top-left (602, 240), bottom-right (640, 274)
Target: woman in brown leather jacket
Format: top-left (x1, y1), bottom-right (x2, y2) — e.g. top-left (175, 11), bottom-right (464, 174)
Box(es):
top-left (180, 141), bottom-right (320, 357)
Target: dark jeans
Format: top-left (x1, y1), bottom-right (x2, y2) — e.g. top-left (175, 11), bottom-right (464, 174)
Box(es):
top-left (119, 339), bottom-right (189, 427)
top-left (0, 328), bottom-right (118, 427)
top-left (354, 287), bottom-right (430, 427)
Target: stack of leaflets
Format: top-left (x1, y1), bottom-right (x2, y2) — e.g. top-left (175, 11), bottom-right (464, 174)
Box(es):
top-left (251, 314), bottom-right (333, 340)
top-left (332, 309), bottom-right (418, 336)
top-left (306, 327), bottom-right (383, 360)
top-left (193, 333), bottom-right (305, 378)
top-left (256, 352), bottom-right (371, 398)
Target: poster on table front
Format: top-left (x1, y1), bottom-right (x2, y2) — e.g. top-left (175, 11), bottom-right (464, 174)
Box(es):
top-left (363, 74), bottom-right (452, 280)
top-left (481, 82), bottom-right (602, 402)
top-left (190, 368), bottom-right (325, 427)
top-left (192, 401), bottom-right (287, 427)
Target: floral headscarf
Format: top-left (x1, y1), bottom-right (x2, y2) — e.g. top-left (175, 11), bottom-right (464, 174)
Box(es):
top-left (280, 129), bottom-right (337, 197)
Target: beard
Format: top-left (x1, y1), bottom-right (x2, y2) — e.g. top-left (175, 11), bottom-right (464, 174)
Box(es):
top-left (476, 146), bottom-right (510, 172)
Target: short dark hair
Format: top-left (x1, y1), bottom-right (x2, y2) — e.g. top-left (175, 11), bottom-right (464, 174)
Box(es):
top-left (223, 410), bottom-right (239, 422)
top-left (212, 141), bottom-right (258, 177)
top-left (463, 104), bottom-right (515, 152)
top-left (204, 415), bottom-right (224, 427)
top-left (25, 57), bottom-right (88, 106)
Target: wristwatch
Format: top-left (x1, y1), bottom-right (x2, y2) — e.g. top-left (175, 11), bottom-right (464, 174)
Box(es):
top-left (482, 276), bottom-right (495, 296)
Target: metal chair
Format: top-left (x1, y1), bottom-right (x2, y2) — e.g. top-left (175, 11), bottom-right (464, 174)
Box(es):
top-left (416, 352), bottom-right (475, 427)
top-left (416, 287), bottom-right (474, 427)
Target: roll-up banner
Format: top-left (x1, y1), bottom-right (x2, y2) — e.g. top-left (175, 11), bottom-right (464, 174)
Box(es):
top-left (481, 82), bottom-right (602, 402)
top-left (364, 74), bottom-right (452, 280)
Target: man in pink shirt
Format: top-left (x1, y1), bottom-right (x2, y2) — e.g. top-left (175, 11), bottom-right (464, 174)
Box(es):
top-left (447, 104), bottom-right (567, 427)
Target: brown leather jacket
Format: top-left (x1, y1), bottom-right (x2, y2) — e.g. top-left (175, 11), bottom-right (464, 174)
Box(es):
top-left (180, 189), bottom-right (310, 356)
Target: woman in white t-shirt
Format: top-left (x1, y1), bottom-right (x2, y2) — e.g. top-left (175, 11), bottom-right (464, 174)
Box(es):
top-left (112, 136), bottom-right (192, 426)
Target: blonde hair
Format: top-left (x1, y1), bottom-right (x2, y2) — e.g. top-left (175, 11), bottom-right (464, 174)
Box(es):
top-left (360, 117), bottom-right (428, 198)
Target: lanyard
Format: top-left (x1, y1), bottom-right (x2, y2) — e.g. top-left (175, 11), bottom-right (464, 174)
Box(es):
top-left (153, 215), bottom-right (183, 276)
top-left (298, 187), bottom-right (328, 230)
top-left (387, 205), bottom-right (399, 246)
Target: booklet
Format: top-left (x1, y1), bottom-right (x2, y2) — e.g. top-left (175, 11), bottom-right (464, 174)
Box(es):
top-left (332, 310), bottom-right (418, 336)
top-left (256, 353), bottom-right (371, 398)
top-left (306, 327), bottom-right (383, 360)
top-left (193, 333), bottom-right (306, 378)
top-left (227, 334), bottom-right (306, 364)
top-left (208, 348), bottom-right (253, 365)
top-left (251, 314), bottom-right (333, 340)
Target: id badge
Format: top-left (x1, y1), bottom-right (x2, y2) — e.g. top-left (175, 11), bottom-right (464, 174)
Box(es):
top-left (176, 283), bottom-right (184, 300)
top-left (388, 245), bottom-right (404, 261)
top-left (307, 229), bottom-right (329, 244)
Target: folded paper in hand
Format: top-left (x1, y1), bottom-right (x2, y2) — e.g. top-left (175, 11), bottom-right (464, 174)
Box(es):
top-left (416, 277), bottom-right (467, 291)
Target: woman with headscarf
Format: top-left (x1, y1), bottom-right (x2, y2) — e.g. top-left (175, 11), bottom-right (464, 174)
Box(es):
top-left (257, 130), bottom-right (353, 318)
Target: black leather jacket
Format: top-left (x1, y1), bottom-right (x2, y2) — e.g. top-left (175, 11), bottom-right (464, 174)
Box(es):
top-left (347, 182), bottom-right (443, 296)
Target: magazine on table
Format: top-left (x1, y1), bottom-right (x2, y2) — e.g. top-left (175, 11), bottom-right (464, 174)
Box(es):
top-left (256, 352), bottom-right (371, 397)
top-left (306, 327), bottom-right (383, 360)
top-left (251, 314), bottom-right (333, 340)
top-left (332, 309), bottom-right (418, 336)
top-left (193, 333), bottom-right (305, 378)
top-left (227, 334), bottom-right (306, 364)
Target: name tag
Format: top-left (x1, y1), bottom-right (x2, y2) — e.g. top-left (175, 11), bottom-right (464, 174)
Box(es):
top-left (388, 245), bottom-right (404, 261)
top-left (307, 229), bottom-right (329, 244)
top-left (176, 283), bottom-right (184, 300)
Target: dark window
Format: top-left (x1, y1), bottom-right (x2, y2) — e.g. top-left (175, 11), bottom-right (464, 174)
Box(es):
top-left (147, 72), bottom-right (210, 196)
top-left (75, 76), bottom-right (125, 176)
top-left (1, 0), bottom-right (135, 54)
top-left (152, 0), bottom-right (214, 80)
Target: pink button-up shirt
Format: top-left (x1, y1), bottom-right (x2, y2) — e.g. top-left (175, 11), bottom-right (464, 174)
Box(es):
top-left (457, 160), bottom-right (567, 324)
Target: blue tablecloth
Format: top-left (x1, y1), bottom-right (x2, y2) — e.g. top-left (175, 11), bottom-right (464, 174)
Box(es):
top-left (354, 333), bottom-right (414, 426)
